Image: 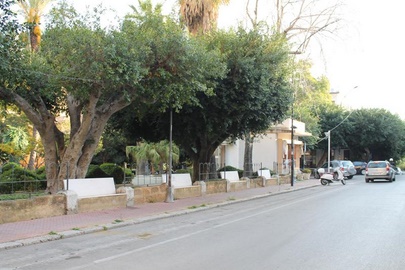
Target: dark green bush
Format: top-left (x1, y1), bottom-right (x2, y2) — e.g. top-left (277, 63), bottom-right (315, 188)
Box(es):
top-left (35, 166), bottom-right (46, 180)
top-left (1, 162), bottom-right (20, 173)
top-left (86, 165), bottom-right (109, 178)
top-left (0, 167), bottom-right (41, 193)
top-left (99, 163), bottom-right (125, 184)
top-left (175, 168), bottom-right (192, 174)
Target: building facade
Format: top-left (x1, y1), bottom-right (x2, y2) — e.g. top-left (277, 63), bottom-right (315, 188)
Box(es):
top-left (215, 118), bottom-right (312, 175)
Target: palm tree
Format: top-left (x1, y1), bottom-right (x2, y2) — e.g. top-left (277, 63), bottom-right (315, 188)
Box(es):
top-left (18, 0), bottom-right (52, 52)
top-left (18, 0), bottom-right (52, 170)
top-left (179, 0), bottom-right (230, 35)
top-left (126, 140), bottom-right (179, 175)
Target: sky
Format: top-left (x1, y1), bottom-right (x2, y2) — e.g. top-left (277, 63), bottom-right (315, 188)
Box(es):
top-left (63, 0), bottom-right (405, 119)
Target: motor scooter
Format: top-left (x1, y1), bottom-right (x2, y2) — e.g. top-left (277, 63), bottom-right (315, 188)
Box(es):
top-left (318, 167), bottom-right (346, 185)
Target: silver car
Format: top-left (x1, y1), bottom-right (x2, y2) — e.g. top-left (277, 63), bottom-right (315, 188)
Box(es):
top-left (315, 160), bottom-right (356, 179)
top-left (365, 160), bottom-right (396, 182)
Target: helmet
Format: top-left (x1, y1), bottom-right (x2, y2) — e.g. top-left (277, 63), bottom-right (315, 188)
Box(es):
top-left (389, 158), bottom-right (393, 162)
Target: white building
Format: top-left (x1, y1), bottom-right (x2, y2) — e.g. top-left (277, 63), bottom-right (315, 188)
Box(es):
top-left (215, 118), bottom-right (312, 175)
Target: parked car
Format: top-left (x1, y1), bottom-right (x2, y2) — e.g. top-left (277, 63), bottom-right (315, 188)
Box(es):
top-left (365, 160), bottom-right (396, 182)
top-left (314, 160), bottom-right (356, 179)
top-left (353, 161), bottom-right (367, 175)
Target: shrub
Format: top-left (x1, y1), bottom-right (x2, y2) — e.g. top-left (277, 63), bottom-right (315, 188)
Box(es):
top-left (175, 168), bottom-right (192, 174)
top-left (1, 162), bottom-right (20, 173)
top-left (99, 163), bottom-right (125, 184)
top-left (302, 168), bottom-right (311, 174)
top-left (35, 166), bottom-right (46, 180)
top-left (86, 165), bottom-right (109, 178)
top-left (0, 167), bottom-right (41, 193)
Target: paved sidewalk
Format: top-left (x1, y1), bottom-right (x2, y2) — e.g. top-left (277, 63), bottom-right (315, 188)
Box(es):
top-left (0, 179), bottom-right (321, 250)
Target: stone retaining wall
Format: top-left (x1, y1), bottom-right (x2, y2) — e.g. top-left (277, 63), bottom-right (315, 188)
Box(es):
top-left (0, 176), bottom-right (307, 224)
top-left (0, 195), bottom-right (65, 224)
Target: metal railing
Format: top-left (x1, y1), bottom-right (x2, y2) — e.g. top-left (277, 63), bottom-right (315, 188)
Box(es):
top-left (198, 162), bottom-right (274, 182)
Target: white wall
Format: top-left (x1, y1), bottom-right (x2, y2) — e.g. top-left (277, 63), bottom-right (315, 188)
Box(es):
top-left (223, 133), bottom-right (277, 170)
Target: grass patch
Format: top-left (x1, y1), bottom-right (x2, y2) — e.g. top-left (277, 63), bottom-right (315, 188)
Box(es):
top-left (227, 197), bottom-right (236, 201)
top-left (0, 192), bottom-right (46, 201)
top-left (187, 204), bottom-right (207, 209)
top-left (113, 219), bottom-right (124, 223)
top-left (48, 231), bottom-right (58, 235)
top-left (72, 228), bottom-right (80, 231)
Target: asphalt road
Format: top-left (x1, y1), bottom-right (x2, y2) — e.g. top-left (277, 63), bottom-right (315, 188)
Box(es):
top-left (2, 174), bottom-right (405, 270)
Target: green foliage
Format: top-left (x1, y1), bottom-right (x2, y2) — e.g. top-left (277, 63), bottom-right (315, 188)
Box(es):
top-left (315, 103), bottom-right (351, 150)
top-left (0, 163), bottom-right (44, 193)
top-left (0, 0), bottom-right (26, 72)
top-left (292, 60), bottom-right (333, 148)
top-left (99, 163), bottom-right (125, 184)
top-left (35, 166), bottom-right (46, 179)
top-left (86, 163), bottom-right (127, 184)
top-left (124, 168), bottom-right (133, 178)
top-left (175, 168), bottom-right (192, 174)
top-left (86, 164), bottom-right (109, 178)
top-left (1, 162), bottom-right (20, 172)
top-left (122, 28), bottom-right (292, 182)
top-left (345, 108), bottom-right (405, 161)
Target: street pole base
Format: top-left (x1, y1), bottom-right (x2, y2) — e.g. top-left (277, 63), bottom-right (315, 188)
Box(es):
top-left (165, 186), bottom-right (174, 203)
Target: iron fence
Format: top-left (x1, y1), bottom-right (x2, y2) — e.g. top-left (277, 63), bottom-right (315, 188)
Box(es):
top-left (0, 162), bottom-right (63, 197)
top-left (198, 162), bottom-right (275, 181)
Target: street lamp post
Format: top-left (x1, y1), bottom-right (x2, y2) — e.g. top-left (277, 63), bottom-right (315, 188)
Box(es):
top-left (325, 130), bottom-right (331, 173)
top-left (165, 108), bottom-right (174, 203)
top-left (291, 118), bottom-right (294, 187)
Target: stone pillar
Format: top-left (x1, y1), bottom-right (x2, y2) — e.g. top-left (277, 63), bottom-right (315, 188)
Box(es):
top-left (57, 190), bottom-right (78, 214)
top-left (117, 186), bottom-right (135, 207)
top-left (261, 176), bottom-right (266, 187)
top-left (226, 179), bottom-right (231, 192)
top-left (194, 181), bottom-right (206, 196)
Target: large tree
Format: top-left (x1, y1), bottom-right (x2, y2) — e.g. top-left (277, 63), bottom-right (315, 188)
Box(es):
top-left (132, 28), bottom-right (292, 182)
top-left (346, 109), bottom-right (405, 161)
top-left (0, 0), bottom-right (225, 193)
top-left (291, 59), bottom-right (333, 147)
top-left (245, 0), bottom-right (342, 55)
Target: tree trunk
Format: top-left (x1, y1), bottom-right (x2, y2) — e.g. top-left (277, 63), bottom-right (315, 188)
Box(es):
top-left (209, 155), bottom-right (217, 179)
top-left (27, 126), bottom-right (38, 170)
top-left (1, 86), bottom-right (134, 193)
top-left (243, 132), bottom-right (253, 177)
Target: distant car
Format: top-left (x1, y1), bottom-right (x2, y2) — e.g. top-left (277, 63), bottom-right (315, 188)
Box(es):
top-left (314, 160), bottom-right (356, 179)
top-left (365, 160), bottom-right (396, 182)
top-left (353, 161), bottom-right (367, 175)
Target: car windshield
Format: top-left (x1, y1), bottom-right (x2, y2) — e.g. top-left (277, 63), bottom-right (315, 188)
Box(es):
top-left (368, 162), bottom-right (386, 168)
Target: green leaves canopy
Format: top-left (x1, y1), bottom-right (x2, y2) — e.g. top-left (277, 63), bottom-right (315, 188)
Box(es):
top-left (0, 0), bottom-right (226, 192)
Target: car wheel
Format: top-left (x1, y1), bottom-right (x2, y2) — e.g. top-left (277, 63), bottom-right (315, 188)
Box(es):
top-left (365, 178), bottom-right (369, 183)
top-left (347, 175), bottom-right (353, 179)
top-left (361, 169), bottom-right (366, 175)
